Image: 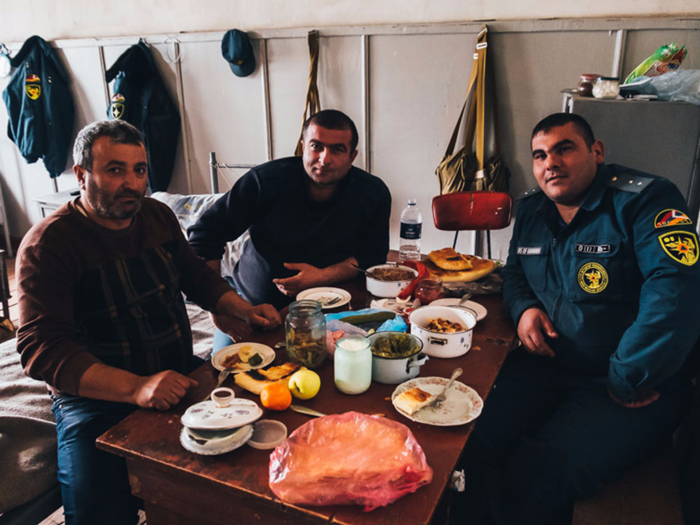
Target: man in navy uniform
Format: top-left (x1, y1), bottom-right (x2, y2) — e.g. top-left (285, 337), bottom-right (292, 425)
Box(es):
top-left (461, 113), bottom-right (700, 524)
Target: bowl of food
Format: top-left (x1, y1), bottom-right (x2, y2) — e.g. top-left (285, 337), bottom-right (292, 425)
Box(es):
top-left (368, 331), bottom-right (428, 384)
top-left (409, 305), bottom-right (477, 358)
top-left (365, 264), bottom-right (418, 298)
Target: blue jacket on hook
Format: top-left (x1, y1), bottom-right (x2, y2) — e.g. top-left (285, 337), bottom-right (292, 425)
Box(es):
top-left (2, 35), bottom-right (75, 178)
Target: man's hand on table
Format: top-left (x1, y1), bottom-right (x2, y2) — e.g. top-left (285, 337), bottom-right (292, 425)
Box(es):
top-left (517, 307), bottom-right (558, 357)
top-left (211, 312), bottom-right (253, 341)
top-left (607, 386), bottom-right (661, 408)
top-left (273, 262), bottom-right (326, 296)
top-left (213, 291), bottom-right (281, 340)
top-left (135, 370), bottom-right (198, 411)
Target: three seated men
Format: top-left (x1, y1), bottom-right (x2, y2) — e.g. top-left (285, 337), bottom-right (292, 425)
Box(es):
top-left (16, 111), bottom-right (699, 525)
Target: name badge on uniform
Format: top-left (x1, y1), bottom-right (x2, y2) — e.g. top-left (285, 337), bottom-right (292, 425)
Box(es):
top-left (517, 246), bottom-right (542, 255)
top-left (575, 244), bottom-right (611, 254)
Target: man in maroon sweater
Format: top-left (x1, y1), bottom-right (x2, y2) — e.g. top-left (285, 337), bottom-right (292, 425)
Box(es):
top-left (16, 120), bottom-right (280, 525)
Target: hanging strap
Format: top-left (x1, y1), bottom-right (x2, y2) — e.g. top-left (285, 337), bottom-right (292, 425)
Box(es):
top-left (442, 26), bottom-right (488, 164)
top-left (294, 30), bottom-right (321, 156)
top-left (473, 29), bottom-right (488, 173)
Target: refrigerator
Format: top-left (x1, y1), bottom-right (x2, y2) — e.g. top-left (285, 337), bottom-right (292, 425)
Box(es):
top-left (564, 95), bottom-right (700, 229)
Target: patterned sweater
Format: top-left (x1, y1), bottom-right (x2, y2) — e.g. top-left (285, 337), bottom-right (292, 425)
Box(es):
top-left (16, 197), bottom-right (231, 395)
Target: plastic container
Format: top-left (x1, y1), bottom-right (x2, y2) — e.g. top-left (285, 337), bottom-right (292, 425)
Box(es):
top-left (399, 199), bottom-right (422, 262)
top-left (334, 335), bottom-right (372, 394)
top-left (593, 77), bottom-right (620, 99)
top-left (248, 420), bottom-right (288, 450)
top-left (285, 300), bottom-right (327, 369)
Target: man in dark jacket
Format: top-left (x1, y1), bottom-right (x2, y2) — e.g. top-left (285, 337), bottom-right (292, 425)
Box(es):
top-left (2, 35), bottom-right (74, 178)
top-left (188, 109), bottom-right (391, 351)
top-left (460, 113), bottom-right (700, 525)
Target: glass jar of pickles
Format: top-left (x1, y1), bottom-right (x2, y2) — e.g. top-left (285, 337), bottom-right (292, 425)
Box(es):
top-left (285, 300), bottom-right (327, 369)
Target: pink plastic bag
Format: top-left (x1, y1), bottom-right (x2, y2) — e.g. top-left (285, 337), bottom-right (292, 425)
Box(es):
top-left (269, 411), bottom-right (433, 511)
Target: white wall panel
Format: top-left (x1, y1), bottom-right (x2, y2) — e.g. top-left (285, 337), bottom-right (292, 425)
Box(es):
top-left (267, 37), bottom-right (310, 160)
top-left (370, 33), bottom-right (477, 255)
top-left (179, 40), bottom-right (267, 193)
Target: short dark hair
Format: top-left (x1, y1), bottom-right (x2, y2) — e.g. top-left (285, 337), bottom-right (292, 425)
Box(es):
top-left (531, 113), bottom-right (595, 148)
top-left (302, 109), bottom-right (359, 151)
top-left (73, 120), bottom-right (144, 171)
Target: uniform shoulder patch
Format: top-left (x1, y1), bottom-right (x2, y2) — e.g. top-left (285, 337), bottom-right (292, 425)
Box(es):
top-left (607, 173), bottom-right (654, 193)
top-left (110, 93), bottom-right (126, 120)
top-left (658, 231), bottom-right (698, 266)
top-left (654, 209), bottom-right (692, 229)
top-left (25, 74), bottom-right (41, 100)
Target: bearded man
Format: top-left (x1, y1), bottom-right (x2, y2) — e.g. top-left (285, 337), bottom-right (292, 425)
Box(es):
top-left (16, 120), bottom-right (280, 525)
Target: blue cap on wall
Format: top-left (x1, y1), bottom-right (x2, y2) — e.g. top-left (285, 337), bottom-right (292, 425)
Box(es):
top-left (221, 29), bottom-right (255, 77)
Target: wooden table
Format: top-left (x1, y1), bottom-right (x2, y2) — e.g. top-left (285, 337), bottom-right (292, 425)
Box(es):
top-left (97, 277), bottom-right (515, 525)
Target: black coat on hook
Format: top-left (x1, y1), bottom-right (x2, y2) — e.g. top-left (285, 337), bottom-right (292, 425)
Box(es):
top-left (106, 41), bottom-right (180, 192)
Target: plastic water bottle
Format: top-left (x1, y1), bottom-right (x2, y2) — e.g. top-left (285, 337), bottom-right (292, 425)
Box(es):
top-left (399, 199), bottom-right (422, 262)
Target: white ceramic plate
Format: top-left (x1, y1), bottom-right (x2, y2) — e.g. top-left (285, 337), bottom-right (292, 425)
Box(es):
top-left (211, 342), bottom-right (275, 372)
top-left (181, 398), bottom-right (263, 430)
top-left (391, 376), bottom-right (484, 426)
top-left (180, 424), bottom-right (253, 455)
top-left (428, 298), bottom-right (488, 321)
top-left (296, 287), bottom-right (351, 309)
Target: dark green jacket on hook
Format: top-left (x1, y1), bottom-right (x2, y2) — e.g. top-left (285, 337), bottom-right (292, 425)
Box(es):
top-left (2, 35), bottom-right (75, 178)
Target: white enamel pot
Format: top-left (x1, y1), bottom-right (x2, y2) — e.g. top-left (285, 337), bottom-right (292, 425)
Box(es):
top-left (409, 305), bottom-right (477, 358)
top-left (365, 264), bottom-right (418, 298)
top-left (368, 332), bottom-right (428, 384)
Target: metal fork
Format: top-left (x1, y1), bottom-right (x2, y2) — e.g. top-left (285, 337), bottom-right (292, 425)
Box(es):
top-left (322, 296), bottom-right (342, 307)
top-left (431, 367), bottom-right (463, 408)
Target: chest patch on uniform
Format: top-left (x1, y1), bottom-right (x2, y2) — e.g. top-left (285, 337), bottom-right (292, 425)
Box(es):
top-left (110, 93), bottom-right (125, 120)
top-left (658, 231), bottom-right (698, 266)
top-left (25, 74), bottom-right (41, 100)
top-left (578, 262), bottom-right (609, 294)
top-left (517, 246), bottom-right (542, 255)
top-left (654, 209), bottom-right (692, 229)
top-left (575, 244), bottom-right (611, 254)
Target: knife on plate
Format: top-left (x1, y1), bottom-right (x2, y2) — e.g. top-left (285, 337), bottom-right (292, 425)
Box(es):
top-left (290, 405), bottom-right (384, 418)
top-left (290, 405), bottom-right (327, 418)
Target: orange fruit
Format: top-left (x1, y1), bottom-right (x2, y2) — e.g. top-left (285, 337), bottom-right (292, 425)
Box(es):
top-left (260, 382), bottom-right (292, 411)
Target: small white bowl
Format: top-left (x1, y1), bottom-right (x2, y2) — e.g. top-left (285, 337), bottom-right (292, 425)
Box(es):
top-left (365, 264), bottom-right (418, 298)
top-left (247, 419), bottom-right (288, 450)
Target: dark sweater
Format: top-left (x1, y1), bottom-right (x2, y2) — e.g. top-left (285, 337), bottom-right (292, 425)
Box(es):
top-left (16, 198), bottom-right (232, 395)
top-left (188, 157), bottom-right (391, 309)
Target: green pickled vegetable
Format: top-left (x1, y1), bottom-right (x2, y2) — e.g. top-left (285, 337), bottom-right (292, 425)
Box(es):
top-left (247, 353), bottom-right (263, 367)
top-left (342, 311), bottom-right (396, 327)
top-left (371, 333), bottom-right (418, 358)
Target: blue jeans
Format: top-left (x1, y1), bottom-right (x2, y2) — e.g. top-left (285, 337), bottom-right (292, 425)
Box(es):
top-left (212, 277), bottom-right (247, 354)
top-left (458, 351), bottom-right (692, 525)
top-left (51, 395), bottom-right (139, 525)
top-left (50, 357), bottom-right (204, 525)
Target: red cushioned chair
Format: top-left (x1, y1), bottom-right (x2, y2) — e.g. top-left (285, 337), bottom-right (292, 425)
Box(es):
top-left (432, 191), bottom-right (513, 259)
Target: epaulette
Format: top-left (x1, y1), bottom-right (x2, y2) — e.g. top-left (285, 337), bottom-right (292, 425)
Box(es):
top-left (607, 172), bottom-right (654, 193)
top-left (517, 186), bottom-right (541, 200)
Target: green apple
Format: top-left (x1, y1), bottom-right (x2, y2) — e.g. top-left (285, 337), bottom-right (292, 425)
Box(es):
top-left (288, 369), bottom-right (321, 400)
